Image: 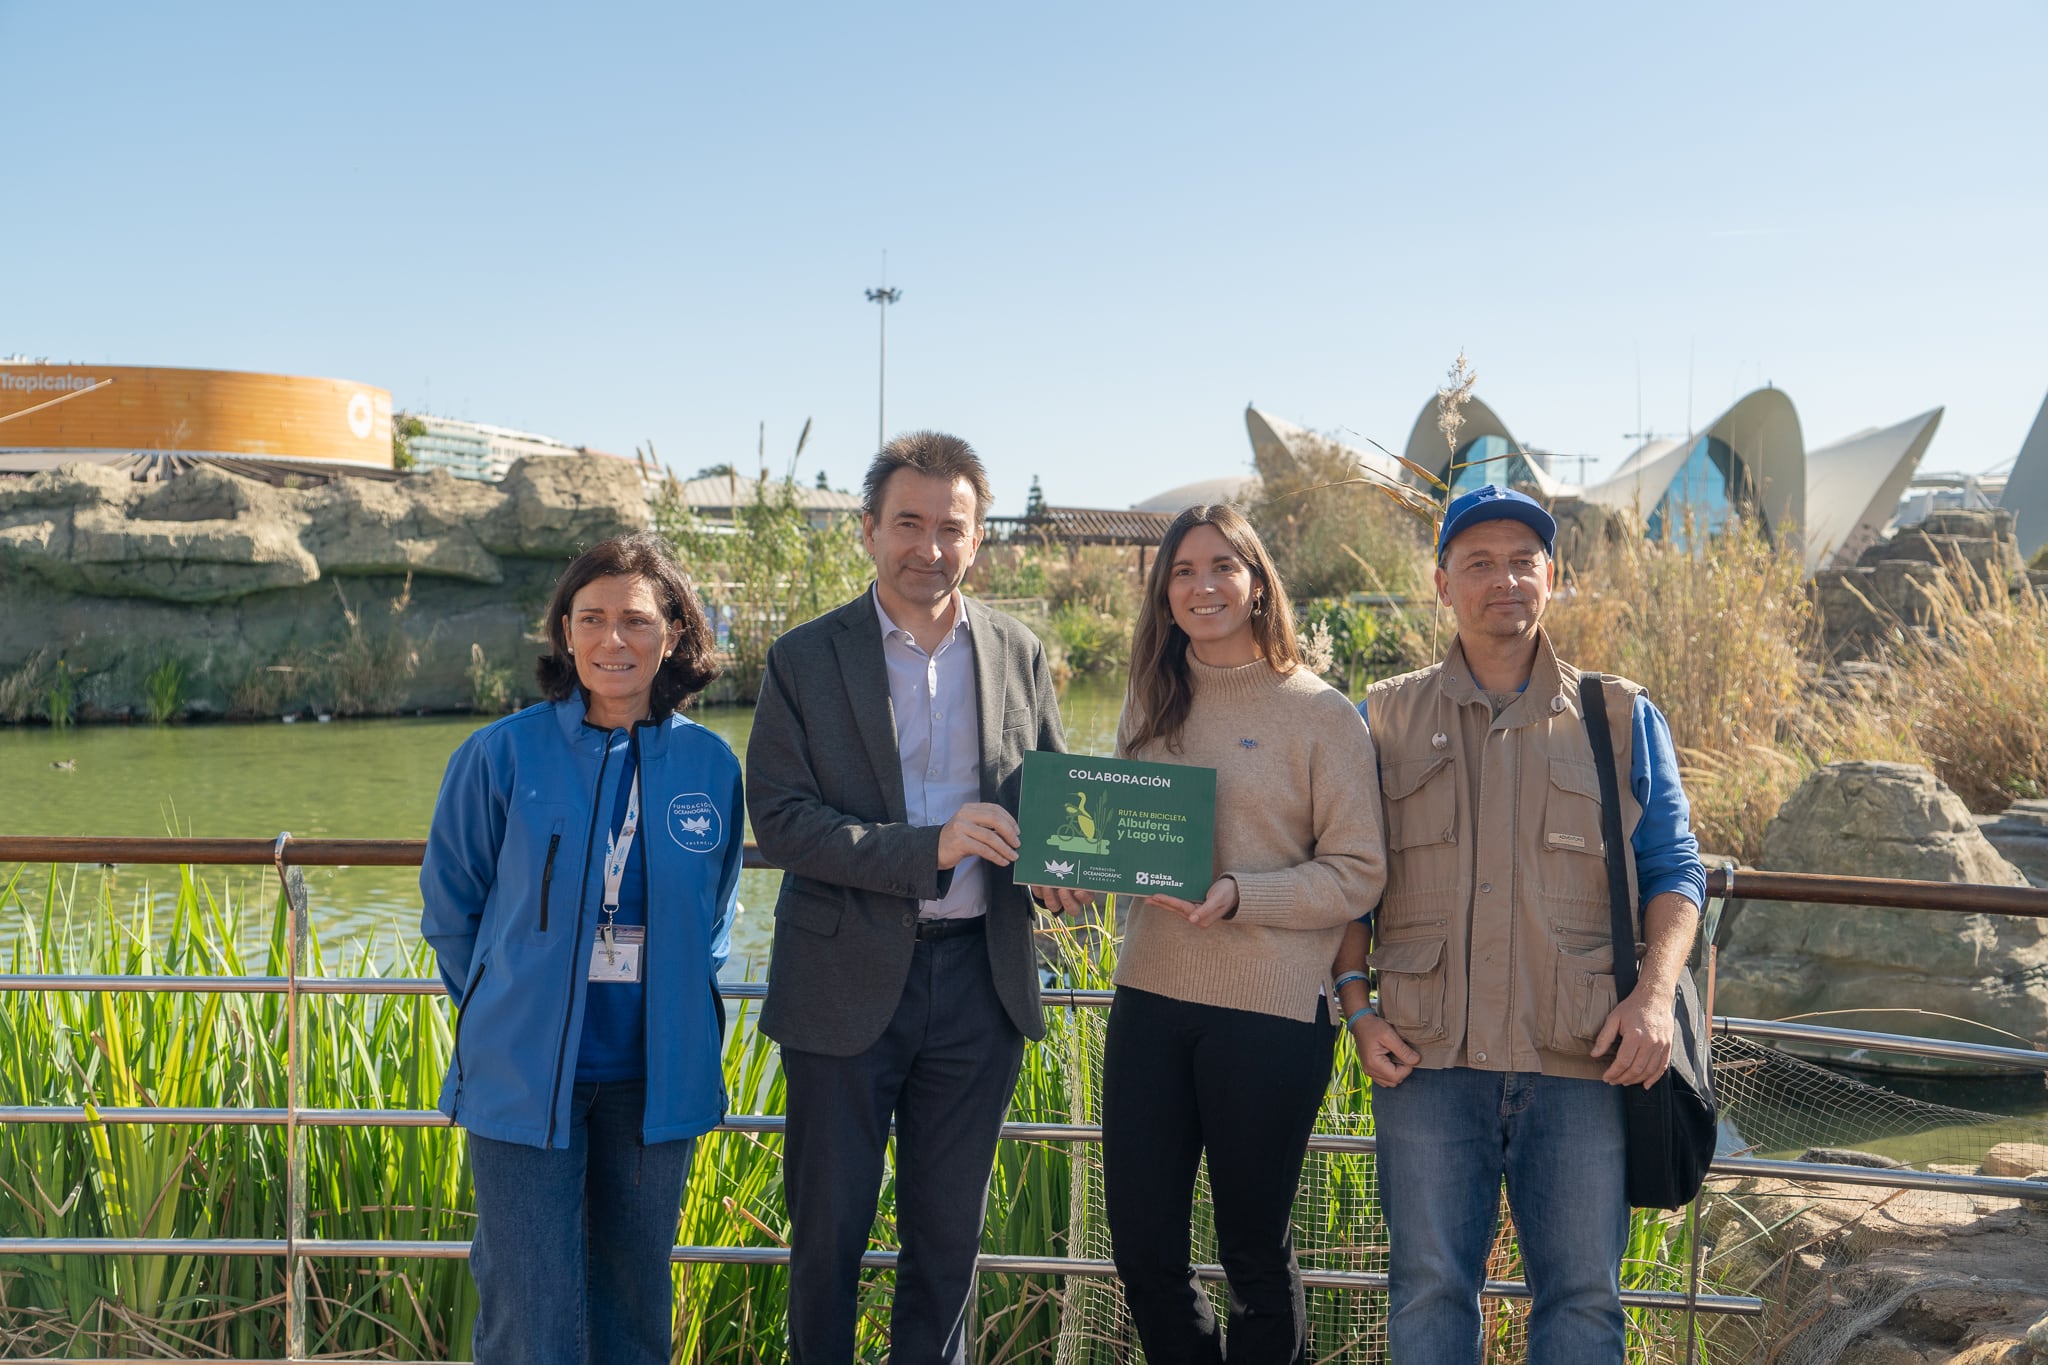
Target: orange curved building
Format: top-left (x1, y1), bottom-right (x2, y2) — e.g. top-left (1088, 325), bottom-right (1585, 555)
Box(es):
top-left (0, 363), bottom-right (393, 468)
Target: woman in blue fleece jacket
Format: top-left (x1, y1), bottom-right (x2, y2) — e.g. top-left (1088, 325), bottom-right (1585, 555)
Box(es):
top-left (421, 533), bottom-right (743, 1365)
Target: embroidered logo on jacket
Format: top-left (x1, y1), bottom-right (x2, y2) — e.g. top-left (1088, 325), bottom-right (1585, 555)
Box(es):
top-left (668, 794), bottom-right (724, 853)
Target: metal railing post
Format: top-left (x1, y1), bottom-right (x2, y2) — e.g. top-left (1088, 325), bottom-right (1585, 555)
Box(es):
top-left (274, 834), bottom-right (308, 1362)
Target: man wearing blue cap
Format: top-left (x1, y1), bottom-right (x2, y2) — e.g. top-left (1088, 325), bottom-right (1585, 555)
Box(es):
top-left (1329, 484), bottom-right (1706, 1364)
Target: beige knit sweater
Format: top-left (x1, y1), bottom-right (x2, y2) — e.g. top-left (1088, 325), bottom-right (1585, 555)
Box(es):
top-left (1112, 655), bottom-right (1388, 1022)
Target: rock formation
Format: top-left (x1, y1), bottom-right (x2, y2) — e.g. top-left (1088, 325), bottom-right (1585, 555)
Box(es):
top-left (0, 458), bottom-right (649, 717)
top-left (1813, 508), bottom-right (2033, 660)
top-left (1716, 762), bottom-right (2045, 1058)
top-left (1980, 801), bottom-right (2048, 890)
top-left (1702, 1170), bottom-right (2048, 1363)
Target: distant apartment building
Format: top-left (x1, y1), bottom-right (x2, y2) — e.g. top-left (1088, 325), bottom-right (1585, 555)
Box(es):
top-left (404, 413), bottom-right (608, 482)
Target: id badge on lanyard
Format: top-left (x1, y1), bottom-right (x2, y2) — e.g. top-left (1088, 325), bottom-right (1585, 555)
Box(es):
top-left (591, 770), bottom-right (644, 984)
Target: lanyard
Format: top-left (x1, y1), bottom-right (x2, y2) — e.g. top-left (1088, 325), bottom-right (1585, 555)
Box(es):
top-left (598, 769), bottom-right (641, 962)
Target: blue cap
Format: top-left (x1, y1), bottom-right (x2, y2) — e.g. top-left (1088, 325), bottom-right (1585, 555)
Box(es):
top-left (1436, 484), bottom-right (1556, 563)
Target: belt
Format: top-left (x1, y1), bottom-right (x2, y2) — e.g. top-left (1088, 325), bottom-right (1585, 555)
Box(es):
top-left (914, 915), bottom-right (987, 941)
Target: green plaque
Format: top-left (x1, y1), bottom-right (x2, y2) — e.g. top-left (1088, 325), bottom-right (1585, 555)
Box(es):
top-left (1018, 750), bottom-right (1216, 899)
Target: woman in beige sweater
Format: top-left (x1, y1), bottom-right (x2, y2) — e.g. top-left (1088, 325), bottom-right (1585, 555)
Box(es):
top-left (1102, 504), bottom-right (1387, 1365)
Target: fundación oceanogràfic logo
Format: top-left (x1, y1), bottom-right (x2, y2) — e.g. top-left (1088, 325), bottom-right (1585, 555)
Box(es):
top-left (346, 392), bottom-right (375, 439)
top-left (667, 793), bottom-right (723, 853)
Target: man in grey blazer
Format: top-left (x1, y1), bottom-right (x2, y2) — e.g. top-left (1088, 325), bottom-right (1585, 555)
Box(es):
top-left (747, 431), bottom-right (1085, 1365)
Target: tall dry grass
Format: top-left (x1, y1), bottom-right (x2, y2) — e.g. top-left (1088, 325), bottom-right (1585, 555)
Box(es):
top-left (1545, 517), bottom-right (1811, 759)
top-left (1542, 515), bottom-right (2048, 859)
top-left (1882, 567), bottom-right (2048, 811)
top-left (1540, 516), bottom-right (1934, 860)
top-left (1248, 432), bottom-right (1435, 601)
top-left (1543, 519), bottom-right (1826, 859)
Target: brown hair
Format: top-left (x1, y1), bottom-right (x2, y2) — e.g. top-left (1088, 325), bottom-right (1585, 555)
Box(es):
top-left (860, 430), bottom-right (993, 527)
top-left (1123, 504), bottom-right (1301, 754)
top-left (536, 533), bottom-right (720, 715)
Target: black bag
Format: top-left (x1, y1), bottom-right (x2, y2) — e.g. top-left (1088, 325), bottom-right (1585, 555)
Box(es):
top-left (1580, 674), bottom-right (1719, 1211)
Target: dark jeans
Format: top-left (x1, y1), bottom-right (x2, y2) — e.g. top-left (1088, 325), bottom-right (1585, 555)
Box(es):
top-left (781, 927), bottom-right (1026, 1365)
top-left (1101, 985), bottom-right (1337, 1365)
top-left (467, 1080), bottom-right (696, 1365)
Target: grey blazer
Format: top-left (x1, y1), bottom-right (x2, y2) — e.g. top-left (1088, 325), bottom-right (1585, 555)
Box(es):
top-left (747, 588), bottom-right (1068, 1056)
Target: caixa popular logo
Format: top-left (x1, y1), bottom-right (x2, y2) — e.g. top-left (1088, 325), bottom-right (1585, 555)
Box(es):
top-left (667, 793), bottom-right (723, 853)
top-left (1133, 871), bottom-right (1183, 889)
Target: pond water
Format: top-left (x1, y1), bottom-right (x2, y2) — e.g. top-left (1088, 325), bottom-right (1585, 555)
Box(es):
top-left (0, 676), bottom-right (1130, 979)
top-left (6, 675), bottom-right (2045, 1138)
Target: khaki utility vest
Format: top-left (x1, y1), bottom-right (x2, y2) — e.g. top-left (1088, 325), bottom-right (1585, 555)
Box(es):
top-left (1364, 630), bottom-right (1643, 1080)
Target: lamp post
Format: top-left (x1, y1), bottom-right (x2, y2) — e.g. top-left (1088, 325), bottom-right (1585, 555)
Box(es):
top-left (865, 274), bottom-right (901, 451)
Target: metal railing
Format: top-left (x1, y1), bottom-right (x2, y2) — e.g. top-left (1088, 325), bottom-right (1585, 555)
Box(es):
top-left (5, 836), bottom-right (2048, 1361)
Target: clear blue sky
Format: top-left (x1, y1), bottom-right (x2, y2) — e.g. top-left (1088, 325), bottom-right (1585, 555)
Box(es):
top-left (6, 2), bottom-right (2044, 516)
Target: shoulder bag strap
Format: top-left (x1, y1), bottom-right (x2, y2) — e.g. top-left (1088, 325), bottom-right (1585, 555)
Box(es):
top-left (1578, 673), bottom-right (1640, 1000)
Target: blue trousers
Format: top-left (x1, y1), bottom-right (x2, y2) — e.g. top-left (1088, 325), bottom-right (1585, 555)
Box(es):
top-left (467, 1080), bottom-right (696, 1365)
top-left (1372, 1067), bottom-right (1629, 1365)
top-left (780, 928), bottom-right (1025, 1365)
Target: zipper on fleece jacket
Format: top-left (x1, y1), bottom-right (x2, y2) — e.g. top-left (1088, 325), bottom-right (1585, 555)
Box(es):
top-left (451, 959), bottom-right (489, 1100)
top-left (538, 833), bottom-right (562, 932)
top-left (545, 733), bottom-right (615, 1148)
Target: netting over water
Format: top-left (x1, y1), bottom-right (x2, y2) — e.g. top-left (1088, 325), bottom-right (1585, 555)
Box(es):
top-left (1695, 1033), bottom-right (2048, 1365)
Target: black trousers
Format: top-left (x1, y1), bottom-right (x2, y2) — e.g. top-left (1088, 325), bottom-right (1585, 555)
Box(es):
top-left (781, 928), bottom-right (1025, 1365)
top-left (1101, 985), bottom-right (1337, 1365)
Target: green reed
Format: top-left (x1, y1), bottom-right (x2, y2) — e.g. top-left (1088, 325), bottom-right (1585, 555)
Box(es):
top-left (0, 869), bottom-right (1717, 1361)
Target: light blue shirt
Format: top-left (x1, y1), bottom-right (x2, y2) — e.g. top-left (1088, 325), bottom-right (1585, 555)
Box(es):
top-left (873, 586), bottom-right (987, 920)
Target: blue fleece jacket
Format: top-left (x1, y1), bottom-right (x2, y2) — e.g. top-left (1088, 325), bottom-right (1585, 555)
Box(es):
top-left (420, 692), bottom-right (743, 1149)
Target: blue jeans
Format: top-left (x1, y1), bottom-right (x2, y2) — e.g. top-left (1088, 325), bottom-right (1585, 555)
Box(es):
top-left (467, 1080), bottom-right (697, 1365)
top-left (1372, 1067), bottom-right (1628, 1365)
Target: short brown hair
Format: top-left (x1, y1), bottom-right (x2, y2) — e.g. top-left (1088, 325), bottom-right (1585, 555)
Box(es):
top-left (1123, 504), bottom-right (1301, 754)
top-left (860, 431), bottom-right (993, 527)
top-left (536, 533), bottom-right (720, 715)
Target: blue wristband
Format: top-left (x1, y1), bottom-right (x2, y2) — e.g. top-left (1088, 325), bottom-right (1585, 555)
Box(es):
top-left (1344, 1003), bottom-right (1376, 1027)
top-left (1333, 971), bottom-right (1368, 992)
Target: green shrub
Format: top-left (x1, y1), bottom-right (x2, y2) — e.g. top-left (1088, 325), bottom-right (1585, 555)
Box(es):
top-left (141, 654), bottom-right (188, 724)
top-left (977, 545), bottom-right (1052, 601)
top-left (656, 477), bottom-right (870, 702)
top-left (465, 642), bottom-right (515, 715)
top-left (1049, 603), bottom-right (1130, 677)
top-left (1295, 598), bottom-right (1430, 695)
top-left (43, 658), bottom-right (77, 730)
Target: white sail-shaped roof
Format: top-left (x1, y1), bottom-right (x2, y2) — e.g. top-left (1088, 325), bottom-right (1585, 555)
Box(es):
top-left (1579, 388), bottom-right (1806, 559)
top-left (1804, 408), bottom-right (1943, 569)
top-left (2001, 389), bottom-right (2048, 563)
top-left (1244, 386), bottom-right (1946, 576)
top-left (1397, 395), bottom-right (1565, 498)
top-left (1245, 406), bottom-right (1409, 488)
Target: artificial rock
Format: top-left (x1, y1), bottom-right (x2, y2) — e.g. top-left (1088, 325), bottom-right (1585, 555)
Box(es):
top-left (1715, 761), bottom-right (2044, 1060)
top-left (0, 457), bottom-right (648, 716)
